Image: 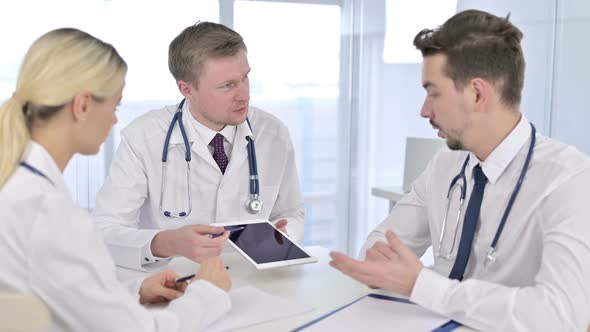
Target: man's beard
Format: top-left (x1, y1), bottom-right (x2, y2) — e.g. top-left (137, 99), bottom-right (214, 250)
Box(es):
top-left (430, 119), bottom-right (464, 150)
top-left (446, 137), bottom-right (463, 150)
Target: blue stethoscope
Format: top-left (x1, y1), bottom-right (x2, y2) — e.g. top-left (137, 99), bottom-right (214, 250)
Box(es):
top-left (159, 99), bottom-right (262, 218)
top-left (438, 122), bottom-right (536, 265)
top-left (20, 162), bottom-right (53, 185)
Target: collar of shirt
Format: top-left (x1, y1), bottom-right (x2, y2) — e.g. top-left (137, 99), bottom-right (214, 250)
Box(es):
top-left (21, 141), bottom-right (70, 195)
top-left (184, 101), bottom-right (237, 147)
top-left (467, 115), bottom-right (531, 185)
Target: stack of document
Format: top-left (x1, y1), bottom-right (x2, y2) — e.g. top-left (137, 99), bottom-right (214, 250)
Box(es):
top-left (295, 294), bottom-right (452, 331)
top-left (207, 286), bottom-right (314, 331)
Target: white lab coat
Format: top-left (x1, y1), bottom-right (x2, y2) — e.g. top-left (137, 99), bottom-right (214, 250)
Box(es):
top-left (93, 103), bottom-right (305, 270)
top-left (0, 142), bottom-right (231, 332)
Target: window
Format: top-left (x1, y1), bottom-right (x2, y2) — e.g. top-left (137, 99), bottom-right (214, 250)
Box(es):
top-left (3, 0), bottom-right (589, 258)
top-left (0, 0), bottom-right (218, 209)
top-left (102, 1), bottom-right (219, 208)
top-left (234, 0), bottom-right (343, 248)
top-left (383, 0), bottom-right (457, 63)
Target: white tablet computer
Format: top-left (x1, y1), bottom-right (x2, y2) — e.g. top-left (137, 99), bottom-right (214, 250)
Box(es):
top-left (213, 219), bottom-right (318, 270)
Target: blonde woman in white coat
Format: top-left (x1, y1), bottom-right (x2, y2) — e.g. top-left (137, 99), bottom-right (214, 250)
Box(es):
top-left (0, 28), bottom-right (231, 332)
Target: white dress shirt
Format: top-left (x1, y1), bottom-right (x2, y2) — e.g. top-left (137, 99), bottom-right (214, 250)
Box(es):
top-left (93, 101), bottom-right (305, 270)
top-left (187, 109), bottom-right (236, 160)
top-left (361, 116), bottom-right (590, 331)
top-left (0, 142), bottom-right (231, 332)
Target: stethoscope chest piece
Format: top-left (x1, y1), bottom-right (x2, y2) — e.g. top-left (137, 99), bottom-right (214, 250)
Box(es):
top-left (246, 196), bottom-right (263, 214)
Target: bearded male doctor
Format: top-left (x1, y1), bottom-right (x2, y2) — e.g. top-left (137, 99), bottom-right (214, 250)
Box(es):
top-left (330, 10), bottom-right (590, 332)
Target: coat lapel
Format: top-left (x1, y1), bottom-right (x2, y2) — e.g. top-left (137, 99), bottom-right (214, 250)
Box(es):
top-left (167, 103), bottom-right (219, 172)
top-left (184, 111), bottom-right (220, 172)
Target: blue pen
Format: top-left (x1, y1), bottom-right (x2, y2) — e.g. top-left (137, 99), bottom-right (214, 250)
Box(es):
top-left (175, 274), bottom-right (195, 284)
top-left (210, 232), bottom-right (225, 239)
top-left (210, 226), bottom-right (245, 238)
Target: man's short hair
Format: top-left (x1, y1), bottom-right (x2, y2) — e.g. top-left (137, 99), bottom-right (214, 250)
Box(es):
top-left (169, 21), bottom-right (247, 86)
top-left (413, 10), bottom-right (525, 107)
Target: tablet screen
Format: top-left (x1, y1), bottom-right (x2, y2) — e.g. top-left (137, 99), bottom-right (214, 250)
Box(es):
top-left (225, 223), bottom-right (310, 264)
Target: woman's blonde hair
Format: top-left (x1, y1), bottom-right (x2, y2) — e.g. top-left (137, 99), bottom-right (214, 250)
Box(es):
top-left (0, 28), bottom-right (127, 187)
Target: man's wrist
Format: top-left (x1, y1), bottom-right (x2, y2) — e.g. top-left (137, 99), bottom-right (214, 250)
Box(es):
top-left (151, 230), bottom-right (172, 257)
top-left (406, 265), bottom-right (423, 297)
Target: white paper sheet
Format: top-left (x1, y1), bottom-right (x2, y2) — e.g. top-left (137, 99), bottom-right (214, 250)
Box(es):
top-left (207, 286), bottom-right (314, 331)
top-left (300, 295), bottom-right (449, 331)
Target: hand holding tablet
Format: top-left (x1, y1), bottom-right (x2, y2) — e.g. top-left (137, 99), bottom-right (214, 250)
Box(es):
top-left (212, 219), bottom-right (318, 269)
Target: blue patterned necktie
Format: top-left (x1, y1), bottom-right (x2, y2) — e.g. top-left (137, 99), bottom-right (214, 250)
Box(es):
top-left (210, 133), bottom-right (229, 174)
top-left (449, 164), bottom-right (488, 281)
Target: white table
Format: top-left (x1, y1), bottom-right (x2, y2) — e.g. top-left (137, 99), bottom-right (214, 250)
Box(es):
top-left (371, 185), bottom-right (405, 210)
top-left (116, 246), bottom-right (472, 331)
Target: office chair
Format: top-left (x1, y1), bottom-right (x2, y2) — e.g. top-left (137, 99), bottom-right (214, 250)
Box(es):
top-left (402, 137), bottom-right (446, 193)
top-left (0, 293), bottom-right (50, 331)
top-left (372, 137), bottom-right (445, 210)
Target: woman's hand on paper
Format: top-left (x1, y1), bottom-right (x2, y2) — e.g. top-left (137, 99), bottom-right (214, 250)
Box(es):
top-left (139, 269), bottom-right (185, 304)
top-left (197, 256), bottom-right (232, 292)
